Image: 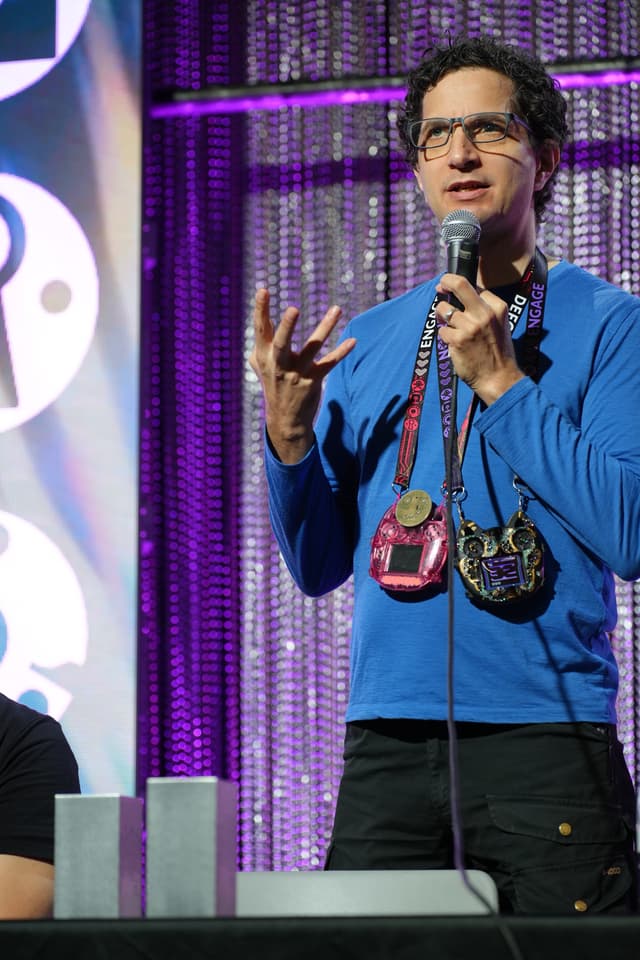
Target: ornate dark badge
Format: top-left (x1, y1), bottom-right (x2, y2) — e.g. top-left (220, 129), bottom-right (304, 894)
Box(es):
top-left (455, 509), bottom-right (544, 603)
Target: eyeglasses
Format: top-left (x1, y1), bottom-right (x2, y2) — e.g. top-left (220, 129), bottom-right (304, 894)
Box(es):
top-left (407, 112), bottom-right (533, 152)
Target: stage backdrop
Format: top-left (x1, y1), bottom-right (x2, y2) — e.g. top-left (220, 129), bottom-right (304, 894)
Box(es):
top-left (0, 0), bottom-right (140, 794)
top-left (140, 0), bottom-right (640, 867)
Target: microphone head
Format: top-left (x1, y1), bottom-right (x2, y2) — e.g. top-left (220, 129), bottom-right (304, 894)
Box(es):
top-left (441, 208), bottom-right (481, 245)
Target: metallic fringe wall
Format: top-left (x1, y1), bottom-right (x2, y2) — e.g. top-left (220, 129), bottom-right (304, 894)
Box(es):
top-left (139, 1), bottom-right (640, 868)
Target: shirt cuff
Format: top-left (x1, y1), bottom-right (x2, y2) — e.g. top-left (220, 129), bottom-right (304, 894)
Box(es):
top-left (264, 427), bottom-right (318, 470)
top-left (474, 377), bottom-right (536, 436)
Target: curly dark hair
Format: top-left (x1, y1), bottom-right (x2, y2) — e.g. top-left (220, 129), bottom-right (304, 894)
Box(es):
top-left (397, 36), bottom-right (569, 221)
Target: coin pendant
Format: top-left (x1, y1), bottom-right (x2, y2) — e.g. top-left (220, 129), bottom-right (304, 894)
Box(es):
top-left (395, 489), bottom-right (433, 527)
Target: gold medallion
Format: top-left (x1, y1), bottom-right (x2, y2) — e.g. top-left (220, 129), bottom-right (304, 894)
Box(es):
top-left (395, 489), bottom-right (433, 527)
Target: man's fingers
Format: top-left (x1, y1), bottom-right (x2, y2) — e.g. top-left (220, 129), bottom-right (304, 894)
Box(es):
top-left (253, 288), bottom-right (273, 342)
top-left (252, 293), bottom-right (351, 380)
top-left (435, 273), bottom-right (477, 308)
top-left (271, 306), bottom-right (301, 361)
top-left (254, 289), bottom-right (301, 350)
top-left (297, 305), bottom-right (343, 367)
top-left (478, 288), bottom-right (508, 314)
top-left (313, 337), bottom-right (357, 375)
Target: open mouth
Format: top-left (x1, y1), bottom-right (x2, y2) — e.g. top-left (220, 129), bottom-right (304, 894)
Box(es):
top-left (449, 181), bottom-right (486, 193)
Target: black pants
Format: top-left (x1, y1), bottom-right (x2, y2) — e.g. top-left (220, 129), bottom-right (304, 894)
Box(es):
top-left (325, 720), bottom-right (637, 915)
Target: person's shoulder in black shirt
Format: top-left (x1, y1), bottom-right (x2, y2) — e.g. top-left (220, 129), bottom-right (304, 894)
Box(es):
top-left (0, 693), bottom-right (80, 918)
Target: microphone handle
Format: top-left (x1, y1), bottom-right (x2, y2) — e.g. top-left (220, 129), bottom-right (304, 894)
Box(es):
top-left (446, 237), bottom-right (479, 311)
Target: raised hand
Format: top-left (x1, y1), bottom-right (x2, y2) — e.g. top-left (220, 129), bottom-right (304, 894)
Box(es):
top-left (249, 288), bottom-right (356, 463)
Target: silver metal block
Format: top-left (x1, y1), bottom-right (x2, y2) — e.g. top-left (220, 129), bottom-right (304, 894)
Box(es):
top-left (54, 794), bottom-right (143, 918)
top-left (145, 776), bottom-right (237, 917)
top-left (236, 869), bottom-right (498, 916)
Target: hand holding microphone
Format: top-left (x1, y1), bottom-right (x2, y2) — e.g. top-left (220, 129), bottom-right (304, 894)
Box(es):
top-left (436, 209), bottom-right (524, 404)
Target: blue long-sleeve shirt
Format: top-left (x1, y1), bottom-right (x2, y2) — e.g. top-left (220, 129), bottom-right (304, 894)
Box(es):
top-left (265, 260), bottom-right (640, 724)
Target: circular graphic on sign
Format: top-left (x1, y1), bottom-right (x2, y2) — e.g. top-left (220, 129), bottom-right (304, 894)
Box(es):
top-left (0, 0), bottom-right (93, 102)
top-left (0, 173), bottom-right (99, 431)
top-left (0, 510), bottom-right (88, 720)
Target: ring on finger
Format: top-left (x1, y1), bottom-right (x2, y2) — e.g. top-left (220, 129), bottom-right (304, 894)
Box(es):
top-left (444, 307), bottom-right (456, 324)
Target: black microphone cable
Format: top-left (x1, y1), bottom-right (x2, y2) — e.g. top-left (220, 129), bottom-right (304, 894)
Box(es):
top-left (444, 375), bottom-right (525, 960)
top-left (440, 208), bottom-right (526, 960)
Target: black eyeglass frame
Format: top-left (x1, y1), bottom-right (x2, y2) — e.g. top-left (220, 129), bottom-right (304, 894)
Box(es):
top-left (406, 111), bottom-right (534, 151)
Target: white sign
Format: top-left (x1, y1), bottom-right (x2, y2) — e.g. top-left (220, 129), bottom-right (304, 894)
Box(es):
top-left (0, 0), bottom-right (92, 102)
top-left (0, 173), bottom-right (99, 430)
top-left (0, 510), bottom-right (88, 719)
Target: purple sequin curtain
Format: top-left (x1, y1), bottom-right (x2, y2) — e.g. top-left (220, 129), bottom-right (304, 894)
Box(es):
top-left (138, 4), bottom-right (248, 787)
top-left (139, 0), bottom-right (640, 868)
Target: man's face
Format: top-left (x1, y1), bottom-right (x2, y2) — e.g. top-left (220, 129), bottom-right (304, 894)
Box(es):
top-left (413, 67), bottom-right (548, 246)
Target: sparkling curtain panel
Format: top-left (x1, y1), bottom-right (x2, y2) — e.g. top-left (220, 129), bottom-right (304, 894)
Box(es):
top-left (140, 1), bottom-right (640, 868)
